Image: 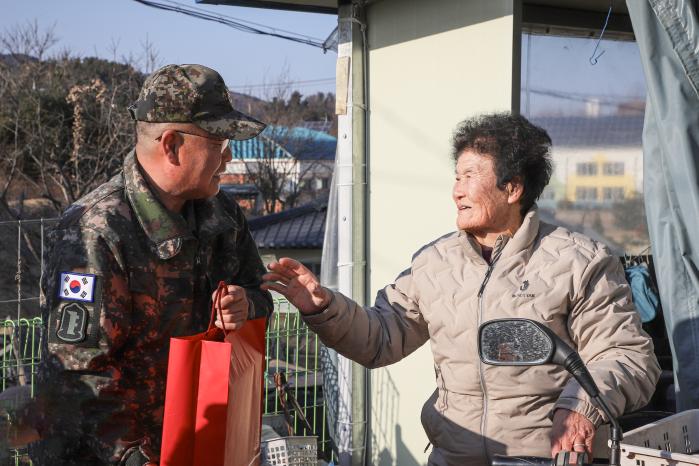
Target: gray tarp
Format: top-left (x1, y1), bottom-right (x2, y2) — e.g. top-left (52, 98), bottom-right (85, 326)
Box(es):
top-left (627, 0), bottom-right (699, 411)
top-left (320, 156), bottom-right (340, 450)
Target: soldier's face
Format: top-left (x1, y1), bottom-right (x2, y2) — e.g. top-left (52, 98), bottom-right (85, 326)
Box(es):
top-left (177, 131), bottom-right (232, 199)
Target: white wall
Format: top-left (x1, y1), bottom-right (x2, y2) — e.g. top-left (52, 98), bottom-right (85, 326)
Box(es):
top-left (366, 1), bottom-right (519, 463)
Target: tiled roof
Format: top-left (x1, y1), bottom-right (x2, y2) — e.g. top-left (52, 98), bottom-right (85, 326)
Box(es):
top-left (231, 125), bottom-right (336, 161)
top-left (530, 115), bottom-right (644, 148)
top-left (248, 200), bottom-right (327, 249)
top-left (220, 184), bottom-right (259, 197)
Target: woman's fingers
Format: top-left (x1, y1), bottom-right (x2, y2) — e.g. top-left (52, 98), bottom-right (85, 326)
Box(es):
top-left (262, 272), bottom-right (290, 285)
top-left (278, 257), bottom-right (304, 271)
top-left (267, 261), bottom-right (298, 280)
top-left (261, 281), bottom-right (289, 296)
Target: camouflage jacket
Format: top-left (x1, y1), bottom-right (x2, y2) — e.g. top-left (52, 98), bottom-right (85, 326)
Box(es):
top-left (30, 150), bottom-right (273, 465)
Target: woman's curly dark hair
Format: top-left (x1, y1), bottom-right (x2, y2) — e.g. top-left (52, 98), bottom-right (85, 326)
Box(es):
top-left (451, 113), bottom-right (553, 216)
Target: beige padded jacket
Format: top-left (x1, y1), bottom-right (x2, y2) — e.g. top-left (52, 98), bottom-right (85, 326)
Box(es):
top-left (302, 208), bottom-right (660, 465)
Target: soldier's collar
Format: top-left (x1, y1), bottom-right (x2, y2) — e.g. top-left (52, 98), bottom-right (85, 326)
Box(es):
top-left (192, 195), bottom-right (239, 240)
top-left (124, 150), bottom-right (193, 259)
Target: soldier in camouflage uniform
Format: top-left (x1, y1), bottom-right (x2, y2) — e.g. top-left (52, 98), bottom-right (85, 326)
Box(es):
top-left (28, 64), bottom-right (273, 465)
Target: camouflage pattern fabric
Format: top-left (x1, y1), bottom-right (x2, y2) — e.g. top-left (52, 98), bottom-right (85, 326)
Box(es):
top-left (128, 64), bottom-right (266, 141)
top-left (29, 150), bottom-right (273, 465)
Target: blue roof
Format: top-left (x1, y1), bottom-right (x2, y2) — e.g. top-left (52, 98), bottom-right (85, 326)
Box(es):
top-left (230, 125), bottom-right (336, 161)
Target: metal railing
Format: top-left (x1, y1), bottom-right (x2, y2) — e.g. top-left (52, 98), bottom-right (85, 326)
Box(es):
top-left (0, 318), bottom-right (43, 395)
top-left (265, 299), bottom-right (332, 458)
top-left (0, 318), bottom-right (42, 465)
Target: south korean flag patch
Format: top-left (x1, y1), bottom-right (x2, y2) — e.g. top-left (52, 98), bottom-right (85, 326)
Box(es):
top-left (59, 272), bottom-right (96, 302)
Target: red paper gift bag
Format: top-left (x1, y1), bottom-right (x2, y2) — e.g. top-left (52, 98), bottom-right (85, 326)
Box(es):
top-left (161, 282), bottom-right (267, 466)
top-left (224, 318), bottom-right (267, 466)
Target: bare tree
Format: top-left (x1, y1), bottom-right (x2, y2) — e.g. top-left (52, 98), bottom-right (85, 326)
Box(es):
top-left (231, 68), bottom-right (335, 214)
top-left (0, 22), bottom-right (146, 217)
top-left (237, 127), bottom-right (330, 213)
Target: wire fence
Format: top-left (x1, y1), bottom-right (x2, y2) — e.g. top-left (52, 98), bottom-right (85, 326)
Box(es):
top-left (0, 218), bottom-right (333, 463)
top-left (265, 300), bottom-right (333, 458)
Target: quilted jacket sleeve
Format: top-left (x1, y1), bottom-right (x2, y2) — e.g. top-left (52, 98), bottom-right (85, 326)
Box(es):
top-left (553, 248), bottom-right (661, 426)
top-left (301, 267), bottom-right (430, 368)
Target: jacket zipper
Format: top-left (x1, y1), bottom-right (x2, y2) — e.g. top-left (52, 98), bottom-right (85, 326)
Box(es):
top-left (477, 251), bottom-right (501, 462)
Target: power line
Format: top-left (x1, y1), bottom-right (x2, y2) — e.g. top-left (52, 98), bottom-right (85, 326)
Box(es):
top-left (528, 88), bottom-right (644, 106)
top-left (131, 0), bottom-right (329, 50)
top-left (229, 77), bottom-right (335, 89)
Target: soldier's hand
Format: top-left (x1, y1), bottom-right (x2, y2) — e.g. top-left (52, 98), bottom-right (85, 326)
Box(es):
top-left (262, 257), bottom-right (332, 315)
top-left (213, 285), bottom-right (249, 331)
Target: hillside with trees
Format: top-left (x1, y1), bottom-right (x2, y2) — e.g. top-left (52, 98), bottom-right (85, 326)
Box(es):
top-left (0, 22), bottom-right (336, 220)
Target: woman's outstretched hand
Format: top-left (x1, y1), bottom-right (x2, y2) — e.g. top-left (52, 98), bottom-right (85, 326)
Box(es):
top-left (262, 257), bottom-right (332, 315)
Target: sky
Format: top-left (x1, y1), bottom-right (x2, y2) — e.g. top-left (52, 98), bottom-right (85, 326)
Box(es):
top-left (1, 0), bottom-right (338, 98)
top-left (522, 34), bottom-right (646, 116)
top-left (2, 2), bottom-right (646, 113)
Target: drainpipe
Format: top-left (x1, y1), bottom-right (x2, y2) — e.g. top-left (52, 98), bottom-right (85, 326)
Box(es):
top-left (350, 2), bottom-right (368, 466)
top-left (336, 2), bottom-right (368, 465)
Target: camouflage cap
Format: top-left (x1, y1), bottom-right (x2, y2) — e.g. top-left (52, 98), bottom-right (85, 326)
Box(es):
top-left (128, 64), bottom-right (266, 141)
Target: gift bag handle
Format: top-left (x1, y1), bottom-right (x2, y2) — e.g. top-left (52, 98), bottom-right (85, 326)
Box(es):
top-left (208, 280), bottom-right (231, 336)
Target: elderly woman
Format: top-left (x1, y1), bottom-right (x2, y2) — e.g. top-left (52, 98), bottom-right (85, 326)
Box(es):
top-left (258, 113), bottom-right (660, 465)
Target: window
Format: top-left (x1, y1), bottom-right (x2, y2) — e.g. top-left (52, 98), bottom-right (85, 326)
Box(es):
top-left (313, 177), bottom-right (329, 190)
top-left (577, 163), bottom-right (598, 176)
top-left (576, 187), bottom-right (598, 201)
top-left (522, 32), bottom-right (649, 254)
top-left (603, 162), bottom-right (625, 176)
top-left (602, 187), bottom-right (625, 201)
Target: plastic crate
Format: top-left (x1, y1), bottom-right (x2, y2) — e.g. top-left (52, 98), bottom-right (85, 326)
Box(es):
top-left (261, 436), bottom-right (317, 466)
top-left (620, 409), bottom-right (699, 466)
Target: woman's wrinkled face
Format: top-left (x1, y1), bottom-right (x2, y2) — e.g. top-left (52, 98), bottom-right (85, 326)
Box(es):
top-left (452, 150), bottom-right (512, 234)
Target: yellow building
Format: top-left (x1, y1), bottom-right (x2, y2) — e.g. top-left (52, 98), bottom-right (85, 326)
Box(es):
top-left (566, 152), bottom-right (638, 204)
top-left (532, 115), bottom-right (644, 208)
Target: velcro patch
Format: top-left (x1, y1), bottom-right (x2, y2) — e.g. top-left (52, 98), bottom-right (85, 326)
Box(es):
top-left (58, 271), bottom-right (96, 302)
top-left (56, 302), bottom-right (89, 343)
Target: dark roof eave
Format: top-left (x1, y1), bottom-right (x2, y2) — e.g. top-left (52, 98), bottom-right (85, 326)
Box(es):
top-left (195, 0), bottom-right (337, 14)
top-left (259, 244), bottom-right (322, 249)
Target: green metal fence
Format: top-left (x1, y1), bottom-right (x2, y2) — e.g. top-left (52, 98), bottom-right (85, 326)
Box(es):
top-left (0, 317), bottom-right (42, 465)
top-left (1, 318), bottom-right (43, 395)
top-left (265, 299), bottom-right (332, 458)
top-left (0, 300), bottom-right (332, 462)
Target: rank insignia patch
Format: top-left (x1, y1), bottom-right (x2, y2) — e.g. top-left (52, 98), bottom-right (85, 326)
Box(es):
top-left (59, 272), bottom-right (96, 302)
top-left (56, 302), bottom-right (89, 343)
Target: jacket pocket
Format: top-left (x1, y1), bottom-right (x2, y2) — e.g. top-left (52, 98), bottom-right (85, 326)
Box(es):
top-left (421, 389), bottom-right (441, 447)
top-left (435, 365), bottom-right (449, 413)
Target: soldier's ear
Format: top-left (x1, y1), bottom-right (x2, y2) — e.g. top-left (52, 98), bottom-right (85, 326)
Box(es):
top-left (159, 130), bottom-right (181, 166)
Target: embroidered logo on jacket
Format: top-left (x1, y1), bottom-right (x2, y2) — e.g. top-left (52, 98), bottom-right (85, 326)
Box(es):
top-left (512, 280), bottom-right (535, 298)
top-left (56, 302), bottom-right (89, 343)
